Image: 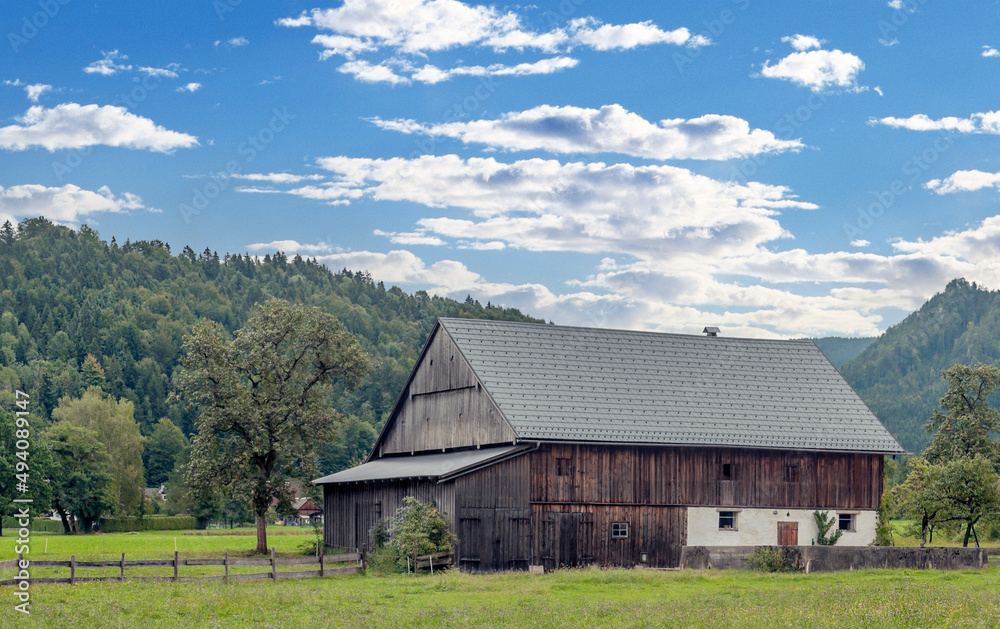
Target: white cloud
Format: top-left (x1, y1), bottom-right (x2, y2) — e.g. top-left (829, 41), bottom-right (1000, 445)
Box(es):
top-left (410, 57), bottom-right (578, 84)
top-left (83, 50), bottom-right (132, 75)
top-left (4, 80), bottom-right (51, 102)
top-left (245, 239), bottom-right (332, 254)
top-left (280, 0), bottom-right (707, 83)
top-left (175, 83), bottom-right (201, 93)
top-left (227, 37), bottom-right (249, 47)
top-left (0, 184), bottom-right (152, 226)
top-left (371, 104), bottom-right (804, 160)
top-left (887, 0), bottom-right (905, 9)
top-left (337, 60), bottom-right (410, 85)
top-left (925, 170), bottom-right (1000, 194)
top-left (0, 103), bottom-right (198, 152)
top-left (138, 64), bottom-right (181, 78)
top-left (873, 111), bottom-right (1000, 134)
top-left (373, 229), bottom-right (446, 246)
top-left (761, 43), bottom-right (865, 92)
top-left (781, 34), bottom-right (824, 51)
top-left (258, 153), bottom-right (1000, 337)
top-left (231, 173), bottom-right (324, 184)
top-left (982, 46), bottom-right (1000, 58)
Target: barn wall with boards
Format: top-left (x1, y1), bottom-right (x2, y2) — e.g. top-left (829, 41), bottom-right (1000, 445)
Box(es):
top-left (322, 443), bottom-right (883, 571)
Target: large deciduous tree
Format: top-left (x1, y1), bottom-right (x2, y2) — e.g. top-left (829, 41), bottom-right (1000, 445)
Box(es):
top-left (52, 387), bottom-right (146, 516)
top-left (144, 418), bottom-right (188, 487)
top-left (0, 409), bottom-right (53, 535)
top-left (924, 363), bottom-right (1000, 467)
top-left (46, 422), bottom-right (115, 533)
top-left (175, 299), bottom-right (373, 553)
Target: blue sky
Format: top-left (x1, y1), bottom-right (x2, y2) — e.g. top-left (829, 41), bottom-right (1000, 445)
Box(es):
top-left (3, 0), bottom-right (1000, 338)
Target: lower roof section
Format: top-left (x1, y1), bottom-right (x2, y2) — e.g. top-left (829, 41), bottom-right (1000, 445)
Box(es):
top-left (313, 444), bottom-right (529, 485)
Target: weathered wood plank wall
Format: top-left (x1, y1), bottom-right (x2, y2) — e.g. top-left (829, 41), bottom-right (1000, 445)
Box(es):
top-left (380, 327), bottom-right (515, 455)
top-left (323, 481), bottom-right (455, 550)
top-left (530, 444), bottom-right (883, 511)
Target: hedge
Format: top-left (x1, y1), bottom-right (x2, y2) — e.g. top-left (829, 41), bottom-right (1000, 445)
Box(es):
top-left (99, 516), bottom-right (199, 532)
top-left (1, 517), bottom-right (64, 533)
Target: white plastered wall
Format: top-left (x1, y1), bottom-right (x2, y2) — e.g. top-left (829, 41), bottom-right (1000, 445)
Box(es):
top-left (686, 507), bottom-right (877, 547)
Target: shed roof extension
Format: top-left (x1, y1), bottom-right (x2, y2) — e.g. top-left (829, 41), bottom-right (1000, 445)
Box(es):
top-left (437, 318), bottom-right (904, 454)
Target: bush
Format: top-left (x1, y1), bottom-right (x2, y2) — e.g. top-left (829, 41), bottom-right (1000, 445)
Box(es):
top-left (388, 497), bottom-right (456, 561)
top-left (813, 510), bottom-right (843, 546)
top-left (745, 547), bottom-right (799, 573)
top-left (99, 516), bottom-right (198, 532)
top-left (367, 545), bottom-right (405, 575)
top-left (2, 518), bottom-right (64, 533)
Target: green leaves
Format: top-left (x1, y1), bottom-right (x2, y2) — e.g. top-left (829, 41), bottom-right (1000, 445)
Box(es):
top-left (175, 299), bottom-right (372, 551)
top-left (813, 510), bottom-right (843, 546)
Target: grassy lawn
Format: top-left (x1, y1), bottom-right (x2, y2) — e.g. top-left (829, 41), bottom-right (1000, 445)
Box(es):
top-left (0, 566), bottom-right (995, 628)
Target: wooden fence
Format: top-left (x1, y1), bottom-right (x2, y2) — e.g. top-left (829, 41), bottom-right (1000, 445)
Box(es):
top-left (413, 551), bottom-right (453, 574)
top-left (0, 548), bottom-right (364, 586)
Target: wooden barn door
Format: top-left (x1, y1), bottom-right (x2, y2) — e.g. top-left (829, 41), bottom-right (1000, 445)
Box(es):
top-left (777, 522), bottom-right (798, 546)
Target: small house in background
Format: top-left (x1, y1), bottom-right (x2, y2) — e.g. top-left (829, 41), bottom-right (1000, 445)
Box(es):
top-left (283, 498), bottom-right (323, 526)
top-left (143, 485), bottom-right (166, 502)
top-left (315, 318), bottom-right (903, 571)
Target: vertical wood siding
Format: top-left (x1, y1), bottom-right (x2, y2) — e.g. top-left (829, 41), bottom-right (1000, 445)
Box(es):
top-left (529, 444), bottom-right (883, 510)
top-left (379, 327), bottom-right (516, 455)
top-left (322, 481), bottom-right (455, 550)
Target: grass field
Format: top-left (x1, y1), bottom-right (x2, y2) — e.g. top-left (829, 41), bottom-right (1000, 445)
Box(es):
top-left (1, 526), bottom-right (998, 627)
top-left (0, 565), bottom-right (996, 628)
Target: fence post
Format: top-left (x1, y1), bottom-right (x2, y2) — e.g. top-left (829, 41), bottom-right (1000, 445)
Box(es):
top-left (173, 551), bottom-right (179, 582)
top-left (319, 550), bottom-right (325, 578)
top-left (120, 552), bottom-right (125, 581)
top-left (430, 554), bottom-right (434, 575)
top-left (224, 551), bottom-right (229, 581)
top-left (360, 544), bottom-right (367, 571)
top-left (270, 547), bottom-right (276, 581)
top-left (70, 555), bottom-right (76, 585)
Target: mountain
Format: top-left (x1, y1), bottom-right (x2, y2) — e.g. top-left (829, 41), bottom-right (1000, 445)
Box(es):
top-left (0, 218), bottom-right (541, 460)
top-left (839, 278), bottom-right (1000, 454)
top-left (809, 337), bottom-right (877, 369)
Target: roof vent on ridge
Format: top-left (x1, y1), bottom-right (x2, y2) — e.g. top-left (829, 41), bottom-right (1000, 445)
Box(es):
top-left (703, 326), bottom-right (721, 337)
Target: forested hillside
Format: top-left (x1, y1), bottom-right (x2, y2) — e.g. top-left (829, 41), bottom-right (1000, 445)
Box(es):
top-left (840, 278), bottom-right (1000, 453)
top-left (0, 218), bottom-right (541, 476)
top-left (809, 336), bottom-right (877, 369)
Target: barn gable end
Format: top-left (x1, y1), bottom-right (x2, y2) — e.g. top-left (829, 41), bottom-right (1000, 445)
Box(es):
top-left (375, 323), bottom-right (517, 456)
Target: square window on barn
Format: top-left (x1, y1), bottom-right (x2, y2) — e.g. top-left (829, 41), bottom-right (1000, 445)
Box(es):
top-left (838, 513), bottom-right (856, 532)
top-left (721, 462), bottom-right (733, 481)
top-left (718, 511), bottom-right (737, 530)
top-left (783, 463), bottom-right (799, 483)
top-left (556, 457), bottom-right (571, 477)
top-left (611, 522), bottom-right (629, 539)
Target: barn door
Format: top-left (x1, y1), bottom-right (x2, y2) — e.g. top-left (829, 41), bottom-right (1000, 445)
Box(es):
top-left (557, 513), bottom-right (580, 568)
top-left (777, 522), bottom-right (798, 546)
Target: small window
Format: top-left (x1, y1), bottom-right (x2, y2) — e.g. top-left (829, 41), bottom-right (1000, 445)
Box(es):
top-left (611, 522), bottom-right (629, 539)
top-left (719, 511), bottom-right (737, 530)
top-left (838, 513), bottom-right (856, 532)
top-left (784, 464), bottom-right (799, 483)
top-left (556, 458), bottom-right (571, 477)
top-left (721, 463), bottom-right (733, 481)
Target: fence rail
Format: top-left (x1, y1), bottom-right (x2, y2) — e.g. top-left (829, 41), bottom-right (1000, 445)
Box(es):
top-left (0, 548), bottom-right (364, 587)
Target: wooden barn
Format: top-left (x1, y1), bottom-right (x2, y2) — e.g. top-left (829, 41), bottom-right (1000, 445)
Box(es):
top-left (314, 318), bottom-right (904, 571)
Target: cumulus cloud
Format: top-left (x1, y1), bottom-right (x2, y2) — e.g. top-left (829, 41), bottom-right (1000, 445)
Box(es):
top-left (373, 229), bottom-right (446, 246)
top-left (0, 103), bottom-right (198, 152)
top-left (4, 80), bottom-right (52, 102)
top-left (761, 38), bottom-right (865, 92)
top-left (410, 57), bottom-right (579, 84)
top-left (138, 64), bottom-right (181, 78)
top-left (872, 111), bottom-right (1000, 134)
top-left (231, 173), bottom-right (324, 184)
top-left (175, 83), bottom-right (201, 93)
top-left (984, 46), bottom-right (1000, 58)
top-left (83, 50), bottom-right (133, 75)
top-left (781, 34), bottom-right (824, 51)
top-left (279, 0), bottom-right (707, 83)
top-left (925, 170), bottom-right (1000, 194)
top-left (371, 104), bottom-right (804, 160)
top-left (0, 184), bottom-right (152, 226)
top-left (245, 239), bottom-right (333, 254)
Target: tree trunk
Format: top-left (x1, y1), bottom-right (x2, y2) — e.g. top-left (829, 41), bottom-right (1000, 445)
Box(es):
top-left (962, 522), bottom-right (973, 547)
top-left (255, 510), bottom-right (268, 554)
top-left (920, 515), bottom-right (928, 548)
top-left (972, 524), bottom-right (980, 548)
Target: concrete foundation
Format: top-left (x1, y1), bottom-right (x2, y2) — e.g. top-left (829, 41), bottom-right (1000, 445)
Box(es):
top-left (681, 545), bottom-right (989, 572)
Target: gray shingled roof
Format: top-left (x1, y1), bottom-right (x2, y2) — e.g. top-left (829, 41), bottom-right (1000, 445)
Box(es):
top-left (439, 318), bottom-right (904, 454)
top-left (314, 445), bottom-right (528, 484)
